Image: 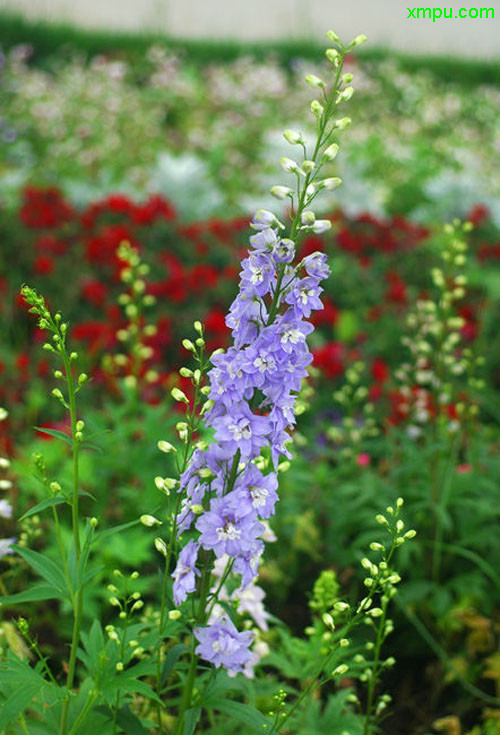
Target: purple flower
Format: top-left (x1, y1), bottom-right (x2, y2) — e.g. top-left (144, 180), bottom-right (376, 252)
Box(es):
top-left (251, 210), bottom-right (282, 232)
top-left (234, 464), bottom-right (278, 520)
top-left (240, 253), bottom-right (275, 298)
top-left (249, 227), bottom-right (278, 251)
top-left (275, 313), bottom-right (314, 354)
top-left (301, 251), bottom-right (330, 280)
top-left (273, 238), bottom-right (295, 264)
top-left (285, 277), bottom-right (324, 318)
top-left (195, 492), bottom-right (263, 558)
top-left (194, 616), bottom-right (254, 671)
top-left (172, 540), bottom-right (200, 606)
top-left (211, 403), bottom-right (270, 460)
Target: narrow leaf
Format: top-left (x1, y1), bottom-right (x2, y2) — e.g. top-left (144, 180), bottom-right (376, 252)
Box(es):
top-left (19, 496), bottom-right (68, 522)
top-left (34, 427), bottom-right (72, 445)
top-left (0, 584), bottom-right (64, 606)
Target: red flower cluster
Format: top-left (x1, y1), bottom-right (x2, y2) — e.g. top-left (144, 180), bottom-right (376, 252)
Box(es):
top-left (1, 186), bottom-right (494, 439)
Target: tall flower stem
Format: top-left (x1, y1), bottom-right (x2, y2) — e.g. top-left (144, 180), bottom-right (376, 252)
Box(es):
top-left (60, 348), bottom-right (83, 735)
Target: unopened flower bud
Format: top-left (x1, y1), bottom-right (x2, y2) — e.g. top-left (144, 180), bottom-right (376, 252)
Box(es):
top-left (171, 387), bottom-right (189, 404)
top-left (350, 34), bottom-right (367, 47)
top-left (325, 48), bottom-right (340, 64)
top-left (323, 143), bottom-right (339, 161)
top-left (312, 220), bottom-right (332, 234)
top-left (310, 100), bottom-right (324, 118)
top-left (283, 129), bottom-right (302, 145)
top-left (140, 514), bottom-right (162, 527)
top-left (319, 177), bottom-right (342, 190)
top-left (270, 185), bottom-right (293, 200)
top-left (154, 538), bottom-right (167, 557)
top-left (305, 74), bottom-right (324, 88)
top-left (157, 440), bottom-right (176, 454)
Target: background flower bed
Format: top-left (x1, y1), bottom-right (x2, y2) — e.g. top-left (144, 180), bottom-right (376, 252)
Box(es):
top-left (1, 16), bottom-right (500, 735)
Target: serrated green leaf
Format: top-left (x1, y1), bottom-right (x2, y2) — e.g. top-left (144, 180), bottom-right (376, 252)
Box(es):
top-left (13, 546), bottom-right (69, 596)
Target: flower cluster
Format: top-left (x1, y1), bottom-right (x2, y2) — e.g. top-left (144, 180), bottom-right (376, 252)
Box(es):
top-left (171, 217), bottom-right (330, 670)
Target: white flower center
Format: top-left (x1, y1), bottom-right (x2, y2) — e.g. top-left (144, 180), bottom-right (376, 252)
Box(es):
top-left (217, 521), bottom-right (242, 541)
top-left (228, 420), bottom-right (252, 441)
top-left (254, 355), bottom-right (276, 373)
top-left (281, 328), bottom-right (303, 345)
top-left (249, 485), bottom-right (269, 508)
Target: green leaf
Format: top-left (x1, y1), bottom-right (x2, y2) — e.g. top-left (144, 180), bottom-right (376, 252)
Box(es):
top-left (161, 644), bottom-right (189, 687)
top-left (34, 427), bottom-right (72, 445)
top-left (95, 519), bottom-right (141, 542)
top-left (80, 441), bottom-right (103, 454)
top-left (206, 700), bottom-right (269, 732)
top-left (114, 706), bottom-right (150, 735)
top-left (0, 682), bottom-right (41, 731)
top-left (0, 583), bottom-right (64, 606)
top-left (183, 707), bottom-right (201, 735)
top-left (19, 496), bottom-right (68, 521)
top-left (13, 546), bottom-right (69, 596)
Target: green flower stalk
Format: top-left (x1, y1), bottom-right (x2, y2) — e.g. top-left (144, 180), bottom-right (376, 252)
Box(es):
top-left (20, 286), bottom-right (89, 735)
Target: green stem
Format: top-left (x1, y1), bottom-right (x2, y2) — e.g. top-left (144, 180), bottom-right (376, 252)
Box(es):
top-left (175, 568), bottom-right (213, 735)
top-left (112, 617), bottom-right (129, 735)
top-left (52, 506), bottom-right (74, 607)
top-left (67, 691), bottom-right (99, 735)
top-left (363, 597), bottom-right (388, 735)
top-left (60, 349), bottom-right (83, 735)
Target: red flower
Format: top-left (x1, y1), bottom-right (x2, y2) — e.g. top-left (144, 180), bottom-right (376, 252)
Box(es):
top-left (132, 195), bottom-right (176, 225)
top-left (371, 358), bottom-right (389, 383)
top-left (20, 186), bottom-right (73, 228)
top-left (467, 204), bottom-right (489, 227)
top-left (33, 256), bottom-right (55, 275)
top-left (312, 342), bottom-right (344, 379)
top-left (81, 279), bottom-right (109, 307)
top-left (385, 271), bottom-right (407, 304)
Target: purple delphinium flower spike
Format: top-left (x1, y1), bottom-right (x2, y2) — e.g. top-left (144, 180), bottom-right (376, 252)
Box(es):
top-left (171, 199), bottom-right (330, 671)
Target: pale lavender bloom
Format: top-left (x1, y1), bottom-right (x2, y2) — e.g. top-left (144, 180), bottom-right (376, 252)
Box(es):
top-left (195, 492), bottom-right (263, 558)
top-left (0, 499), bottom-right (12, 519)
top-left (285, 277), bottom-right (324, 318)
top-left (249, 227), bottom-right (278, 251)
top-left (273, 238), bottom-right (295, 264)
top-left (194, 616), bottom-right (254, 671)
top-left (172, 539), bottom-right (200, 606)
top-left (234, 464), bottom-right (278, 520)
top-left (301, 251), bottom-right (330, 280)
top-left (251, 210), bottom-right (280, 231)
top-left (232, 582), bottom-right (270, 631)
top-left (240, 253), bottom-right (275, 298)
top-left (0, 538), bottom-right (15, 558)
top-left (211, 403), bottom-right (270, 460)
